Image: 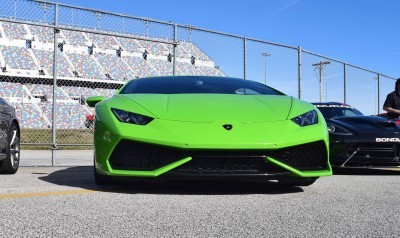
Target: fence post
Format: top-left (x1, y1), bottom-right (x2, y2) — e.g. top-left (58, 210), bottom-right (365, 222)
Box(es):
top-left (297, 46), bottom-right (302, 99)
top-left (173, 23), bottom-right (177, 76)
top-left (343, 63), bottom-right (347, 103)
top-left (243, 36), bottom-right (247, 79)
top-left (51, 2), bottom-right (59, 166)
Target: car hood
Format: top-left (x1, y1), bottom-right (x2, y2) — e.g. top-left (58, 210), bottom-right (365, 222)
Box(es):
top-left (330, 115), bottom-right (393, 124)
top-left (119, 94), bottom-right (293, 123)
top-left (328, 116), bottom-right (400, 134)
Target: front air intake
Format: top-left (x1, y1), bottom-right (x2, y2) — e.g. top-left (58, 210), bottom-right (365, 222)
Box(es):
top-left (108, 140), bottom-right (328, 172)
top-left (109, 140), bottom-right (185, 170)
top-left (269, 141), bottom-right (328, 170)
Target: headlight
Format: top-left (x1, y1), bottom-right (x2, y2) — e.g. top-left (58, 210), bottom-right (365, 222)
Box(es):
top-left (327, 123), bottom-right (353, 135)
top-left (291, 110), bottom-right (318, 127)
top-left (111, 108), bottom-right (153, 125)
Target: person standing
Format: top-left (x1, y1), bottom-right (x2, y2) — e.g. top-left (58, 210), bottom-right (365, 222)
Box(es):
top-left (383, 78), bottom-right (400, 118)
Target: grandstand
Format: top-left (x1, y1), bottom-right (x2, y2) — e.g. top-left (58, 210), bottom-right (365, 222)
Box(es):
top-left (121, 55), bottom-right (158, 78)
top-left (0, 45), bottom-right (37, 72)
top-left (32, 49), bottom-right (74, 77)
top-left (0, 20), bottom-right (224, 129)
top-left (29, 25), bottom-right (54, 44)
top-left (96, 53), bottom-right (136, 80)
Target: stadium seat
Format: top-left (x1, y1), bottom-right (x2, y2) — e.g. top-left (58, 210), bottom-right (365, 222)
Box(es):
top-left (122, 55), bottom-right (157, 78)
top-left (66, 53), bottom-right (106, 79)
top-left (96, 53), bottom-right (136, 80)
top-left (33, 49), bottom-right (74, 77)
top-left (1, 21), bottom-right (28, 40)
top-left (0, 46), bottom-right (37, 70)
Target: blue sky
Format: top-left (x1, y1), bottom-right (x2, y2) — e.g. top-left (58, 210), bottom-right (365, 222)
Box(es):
top-left (56, 0), bottom-right (400, 78)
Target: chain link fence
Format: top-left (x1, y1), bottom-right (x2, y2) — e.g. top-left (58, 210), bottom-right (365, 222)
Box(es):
top-left (0, 0), bottom-right (396, 164)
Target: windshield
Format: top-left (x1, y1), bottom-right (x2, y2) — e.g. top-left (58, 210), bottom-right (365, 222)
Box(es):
top-left (119, 76), bottom-right (285, 95)
top-left (315, 104), bottom-right (363, 118)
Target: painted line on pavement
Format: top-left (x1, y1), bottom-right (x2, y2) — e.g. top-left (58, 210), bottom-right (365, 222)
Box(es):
top-left (0, 189), bottom-right (97, 200)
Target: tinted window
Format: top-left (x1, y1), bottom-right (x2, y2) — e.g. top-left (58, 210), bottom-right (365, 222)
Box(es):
top-left (120, 76), bottom-right (284, 95)
top-left (316, 105), bottom-right (363, 118)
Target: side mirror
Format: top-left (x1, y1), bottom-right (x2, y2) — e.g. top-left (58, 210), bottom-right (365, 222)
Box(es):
top-left (86, 95), bottom-right (105, 107)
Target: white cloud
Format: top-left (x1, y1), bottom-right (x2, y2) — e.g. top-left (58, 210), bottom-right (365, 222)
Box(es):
top-left (271, 0), bottom-right (301, 16)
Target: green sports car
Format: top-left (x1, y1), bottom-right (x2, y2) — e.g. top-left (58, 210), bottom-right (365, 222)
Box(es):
top-left (87, 76), bottom-right (332, 186)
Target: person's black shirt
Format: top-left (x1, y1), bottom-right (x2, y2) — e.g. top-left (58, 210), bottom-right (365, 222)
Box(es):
top-left (383, 91), bottom-right (400, 118)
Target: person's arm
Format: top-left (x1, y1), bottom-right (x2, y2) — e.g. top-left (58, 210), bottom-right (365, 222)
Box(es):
top-left (383, 106), bottom-right (400, 115)
top-left (383, 93), bottom-right (400, 116)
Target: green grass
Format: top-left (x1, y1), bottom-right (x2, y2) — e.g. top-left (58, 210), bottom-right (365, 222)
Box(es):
top-left (21, 129), bottom-right (94, 150)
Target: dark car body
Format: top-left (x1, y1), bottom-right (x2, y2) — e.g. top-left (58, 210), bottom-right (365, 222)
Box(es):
top-left (377, 113), bottom-right (400, 125)
top-left (0, 97), bottom-right (20, 174)
top-left (313, 102), bottom-right (400, 168)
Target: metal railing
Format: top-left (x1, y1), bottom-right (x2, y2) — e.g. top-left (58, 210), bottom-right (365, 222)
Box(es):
top-left (0, 0), bottom-right (396, 164)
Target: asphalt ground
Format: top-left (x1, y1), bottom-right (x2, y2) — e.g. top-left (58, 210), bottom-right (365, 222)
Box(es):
top-left (20, 150), bottom-right (93, 166)
top-left (1, 164), bottom-right (400, 237)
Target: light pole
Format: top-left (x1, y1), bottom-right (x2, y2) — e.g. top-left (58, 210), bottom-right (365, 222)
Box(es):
top-left (95, 12), bottom-right (102, 30)
top-left (40, 3), bottom-right (50, 22)
top-left (312, 61), bottom-right (330, 102)
top-left (187, 25), bottom-right (195, 42)
top-left (262, 52), bottom-right (271, 85)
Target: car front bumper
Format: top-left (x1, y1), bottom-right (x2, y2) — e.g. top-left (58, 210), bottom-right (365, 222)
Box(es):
top-left (94, 107), bottom-right (332, 179)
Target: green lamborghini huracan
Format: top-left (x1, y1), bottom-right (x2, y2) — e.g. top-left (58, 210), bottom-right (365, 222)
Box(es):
top-left (87, 76), bottom-right (332, 186)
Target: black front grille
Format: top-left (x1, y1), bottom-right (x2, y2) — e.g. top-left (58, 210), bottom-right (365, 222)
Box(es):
top-left (175, 156), bottom-right (285, 174)
top-left (268, 141), bottom-right (328, 170)
top-left (108, 140), bottom-right (328, 172)
top-left (331, 143), bottom-right (400, 167)
top-left (109, 140), bottom-right (185, 170)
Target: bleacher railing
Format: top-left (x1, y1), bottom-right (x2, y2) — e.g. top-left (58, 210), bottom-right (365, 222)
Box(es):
top-left (0, 0), bottom-right (396, 163)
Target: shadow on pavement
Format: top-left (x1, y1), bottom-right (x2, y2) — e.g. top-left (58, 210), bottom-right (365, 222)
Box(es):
top-left (38, 166), bottom-right (305, 195)
top-left (333, 167), bottom-right (400, 176)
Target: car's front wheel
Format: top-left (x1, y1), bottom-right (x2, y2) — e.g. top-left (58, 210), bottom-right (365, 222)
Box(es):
top-left (0, 122), bottom-right (20, 174)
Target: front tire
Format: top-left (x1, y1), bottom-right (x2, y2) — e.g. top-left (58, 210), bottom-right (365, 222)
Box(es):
top-left (0, 122), bottom-right (20, 174)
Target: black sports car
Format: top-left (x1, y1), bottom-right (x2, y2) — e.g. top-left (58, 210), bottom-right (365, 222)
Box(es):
top-left (313, 102), bottom-right (400, 168)
top-left (0, 97), bottom-right (20, 174)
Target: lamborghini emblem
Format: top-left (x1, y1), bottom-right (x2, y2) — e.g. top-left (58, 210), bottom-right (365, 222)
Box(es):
top-left (223, 124), bottom-right (232, 131)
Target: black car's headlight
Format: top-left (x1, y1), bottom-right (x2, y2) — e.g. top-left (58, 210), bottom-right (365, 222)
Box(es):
top-left (291, 110), bottom-right (318, 127)
top-left (111, 108), bottom-right (154, 125)
top-left (327, 123), bottom-right (353, 135)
